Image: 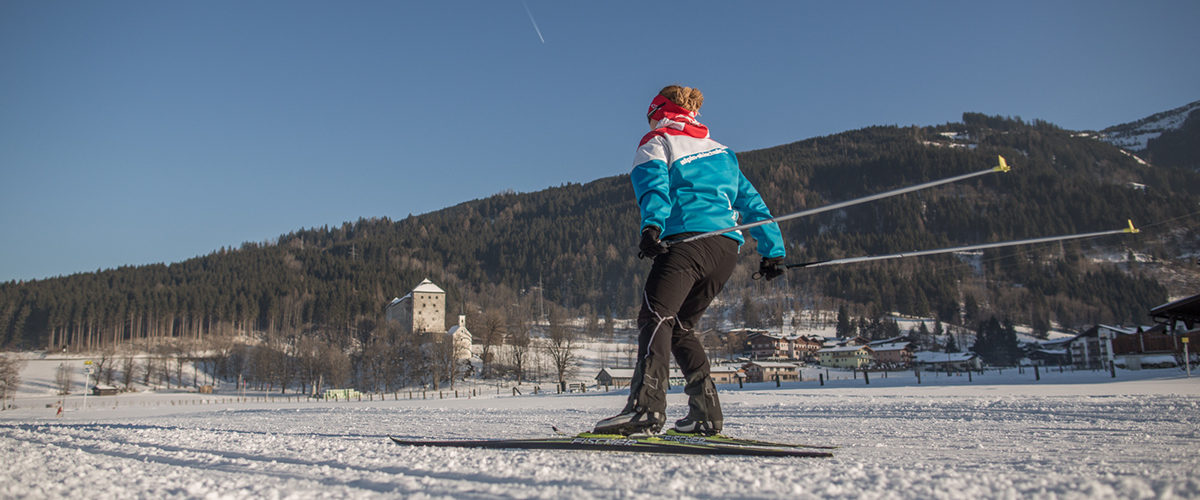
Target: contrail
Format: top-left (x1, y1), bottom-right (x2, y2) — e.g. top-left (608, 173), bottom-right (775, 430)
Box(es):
top-left (522, 0), bottom-right (545, 43)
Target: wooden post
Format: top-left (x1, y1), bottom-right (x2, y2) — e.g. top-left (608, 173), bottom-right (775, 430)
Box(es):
top-left (863, 370), bottom-right (870, 385)
top-left (1034, 365), bottom-right (1040, 381)
top-left (819, 373), bottom-right (824, 386)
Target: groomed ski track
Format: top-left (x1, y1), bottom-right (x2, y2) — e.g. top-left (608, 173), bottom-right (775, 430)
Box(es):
top-left (2, 369), bottom-right (1199, 499)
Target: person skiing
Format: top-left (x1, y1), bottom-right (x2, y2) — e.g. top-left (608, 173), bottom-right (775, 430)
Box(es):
top-left (593, 85), bottom-right (786, 436)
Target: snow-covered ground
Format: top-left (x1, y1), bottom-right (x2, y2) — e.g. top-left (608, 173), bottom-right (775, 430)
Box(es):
top-left (3, 359), bottom-right (1199, 499)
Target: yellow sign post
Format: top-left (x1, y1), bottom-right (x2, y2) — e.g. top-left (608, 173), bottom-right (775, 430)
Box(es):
top-left (1184, 337), bottom-right (1191, 378)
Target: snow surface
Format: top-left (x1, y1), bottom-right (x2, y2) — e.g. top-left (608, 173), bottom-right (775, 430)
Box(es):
top-left (1101, 101), bottom-right (1200, 152)
top-left (3, 362), bottom-right (1200, 499)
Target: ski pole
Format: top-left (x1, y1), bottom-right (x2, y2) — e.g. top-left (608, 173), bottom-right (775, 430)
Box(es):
top-left (786, 220), bottom-right (1140, 270)
top-left (665, 156), bottom-right (1011, 246)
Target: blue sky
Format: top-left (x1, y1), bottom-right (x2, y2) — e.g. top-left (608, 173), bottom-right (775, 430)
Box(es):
top-left (2, 1), bottom-right (1197, 283)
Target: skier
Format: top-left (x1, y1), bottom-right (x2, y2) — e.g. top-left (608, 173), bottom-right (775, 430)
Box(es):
top-left (594, 85), bottom-right (786, 436)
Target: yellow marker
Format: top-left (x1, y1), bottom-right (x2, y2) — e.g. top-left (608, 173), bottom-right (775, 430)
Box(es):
top-left (1126, 219), bottom-right (1139, 234)
top-left (993, 155), bottom-right (1011, 173)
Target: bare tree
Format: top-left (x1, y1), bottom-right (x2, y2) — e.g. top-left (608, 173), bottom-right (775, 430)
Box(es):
top-left (120, 356), bottom-right (136, 391)
top-left (477, 310), bottom-right (506, 378)
top-left (427, 333), bottom-right (459, 391)
top-left (174, 345), bottom-right (188, 389)
top-left (358, 331), bottom-right (394, 393)
top-left (622, 341), bottom-right (638, 368)
top-left (94, 347), bottom-right (116, 387)
top-left (507, 311), bottom-right (532, 384)
top-left (580, 304), bottom-right (600, 339)
top-left (295, 335), bottom-right (322, 395)
top-left (0, 356), bottom-right (24, 407)
top-left (140, 356), bottom-right (154, 387)
top-left (55, 363), bottom-right (73, 395)
top-left (319, 342), bottom-right (350, 391)
top-left (545, 305), bottom-right (578, 392)
top-left (397, 330), bottom-right (429, 389)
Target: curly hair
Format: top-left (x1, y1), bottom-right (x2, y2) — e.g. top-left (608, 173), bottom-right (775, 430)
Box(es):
top-left (658, 85), bottom-right (704, 113)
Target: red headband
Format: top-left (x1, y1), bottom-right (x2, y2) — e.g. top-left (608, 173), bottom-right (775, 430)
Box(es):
top-left (647, 95), bottom-right (694, 122)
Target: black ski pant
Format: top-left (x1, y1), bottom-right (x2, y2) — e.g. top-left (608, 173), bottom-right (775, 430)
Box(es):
top-left (626, 234), bottom-right (737, 421)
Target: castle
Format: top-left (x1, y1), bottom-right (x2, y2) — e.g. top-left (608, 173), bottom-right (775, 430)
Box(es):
top-left (385, 279), bottom-right (471, 360)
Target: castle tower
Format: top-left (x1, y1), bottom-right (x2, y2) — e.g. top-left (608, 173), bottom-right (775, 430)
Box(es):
top-left (385, 278), bottom-right (446, 335)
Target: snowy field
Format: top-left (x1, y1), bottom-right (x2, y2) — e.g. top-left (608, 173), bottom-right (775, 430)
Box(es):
top-left (3, 364), bottom-right (1200, 499)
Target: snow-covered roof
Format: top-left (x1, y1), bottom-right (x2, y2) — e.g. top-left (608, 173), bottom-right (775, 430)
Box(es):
top-left (913, 351), bottom-right (976, 363)
top-left (818, 345), bottom-right (873, 354)
top-left (1037, 337), bottom-right (1073, 349)
top-left (744, 361), bottom-right (800, 368)
top-left (412, 279), bottom-right (445, 294)
top-left (596, 368), bottom-right (683, 379)
top-left (870, 342), bottom-right (911, 352)
top-left (1150, 293), bottom-right (1200, 323)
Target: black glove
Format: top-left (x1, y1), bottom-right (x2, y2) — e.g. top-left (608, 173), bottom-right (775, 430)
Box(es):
top-left (638, 226), bottom-right (669, 259)
top-left (757, 256), bottom-right (785, 281)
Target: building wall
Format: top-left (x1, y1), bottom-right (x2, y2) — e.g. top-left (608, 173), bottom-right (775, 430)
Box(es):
top-left (412, 292), bottom-right (445, 333)
top-left (818, 349), bottom-right (873, 369)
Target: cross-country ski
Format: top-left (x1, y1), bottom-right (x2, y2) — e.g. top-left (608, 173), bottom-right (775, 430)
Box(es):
top-left (389, 433), bottom-right (835, 458)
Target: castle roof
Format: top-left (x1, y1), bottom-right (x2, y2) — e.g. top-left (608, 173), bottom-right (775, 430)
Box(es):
top-left (412, 278), bottom-right (445, 294)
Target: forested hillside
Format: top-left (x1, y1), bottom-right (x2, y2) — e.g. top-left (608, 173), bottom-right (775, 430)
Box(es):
top-left (2, 113), bottom-right (1197, 351)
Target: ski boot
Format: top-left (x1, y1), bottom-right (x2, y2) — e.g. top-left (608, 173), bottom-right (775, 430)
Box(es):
top-left (674, 374), bottom-right (722, 435)
top-left (672, 414), bottom-right (722, 435)
top-left (593, 405), bottom-right (664, 435)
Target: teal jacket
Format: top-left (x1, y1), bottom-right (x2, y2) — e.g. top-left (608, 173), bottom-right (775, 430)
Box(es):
top-left (631, 118), bottom-right (785, 258)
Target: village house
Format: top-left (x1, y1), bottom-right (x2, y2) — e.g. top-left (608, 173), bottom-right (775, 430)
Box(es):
top-left (91, 384), bottom-right (119, 396)
top-left (745, 331), bottom-right (789, 359)
top-left (817, 345), bottom-right (874, 369)
top-left (744, 332), bottom-right (824, 361)
top-left (1068, 325), bottom-right (1122, 369)
top-left (791, 336), bottom-right (824, 360)
top-left (1149, 293), bottom-right (1200, 335)
top-left (709, 365), bottom-right (745, 385)
top-left (1026, 338), bottom-right (1072, 366)
top-left (868, 341), bottom-right (914, 369)
top-left (742, 361), bottom-right (800, 383)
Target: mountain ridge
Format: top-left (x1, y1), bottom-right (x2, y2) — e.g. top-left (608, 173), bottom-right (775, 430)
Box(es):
top-left (2, 110), bottom-right (1198, 351)
top-left (1100, 99), bottom-right (1200, 152)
